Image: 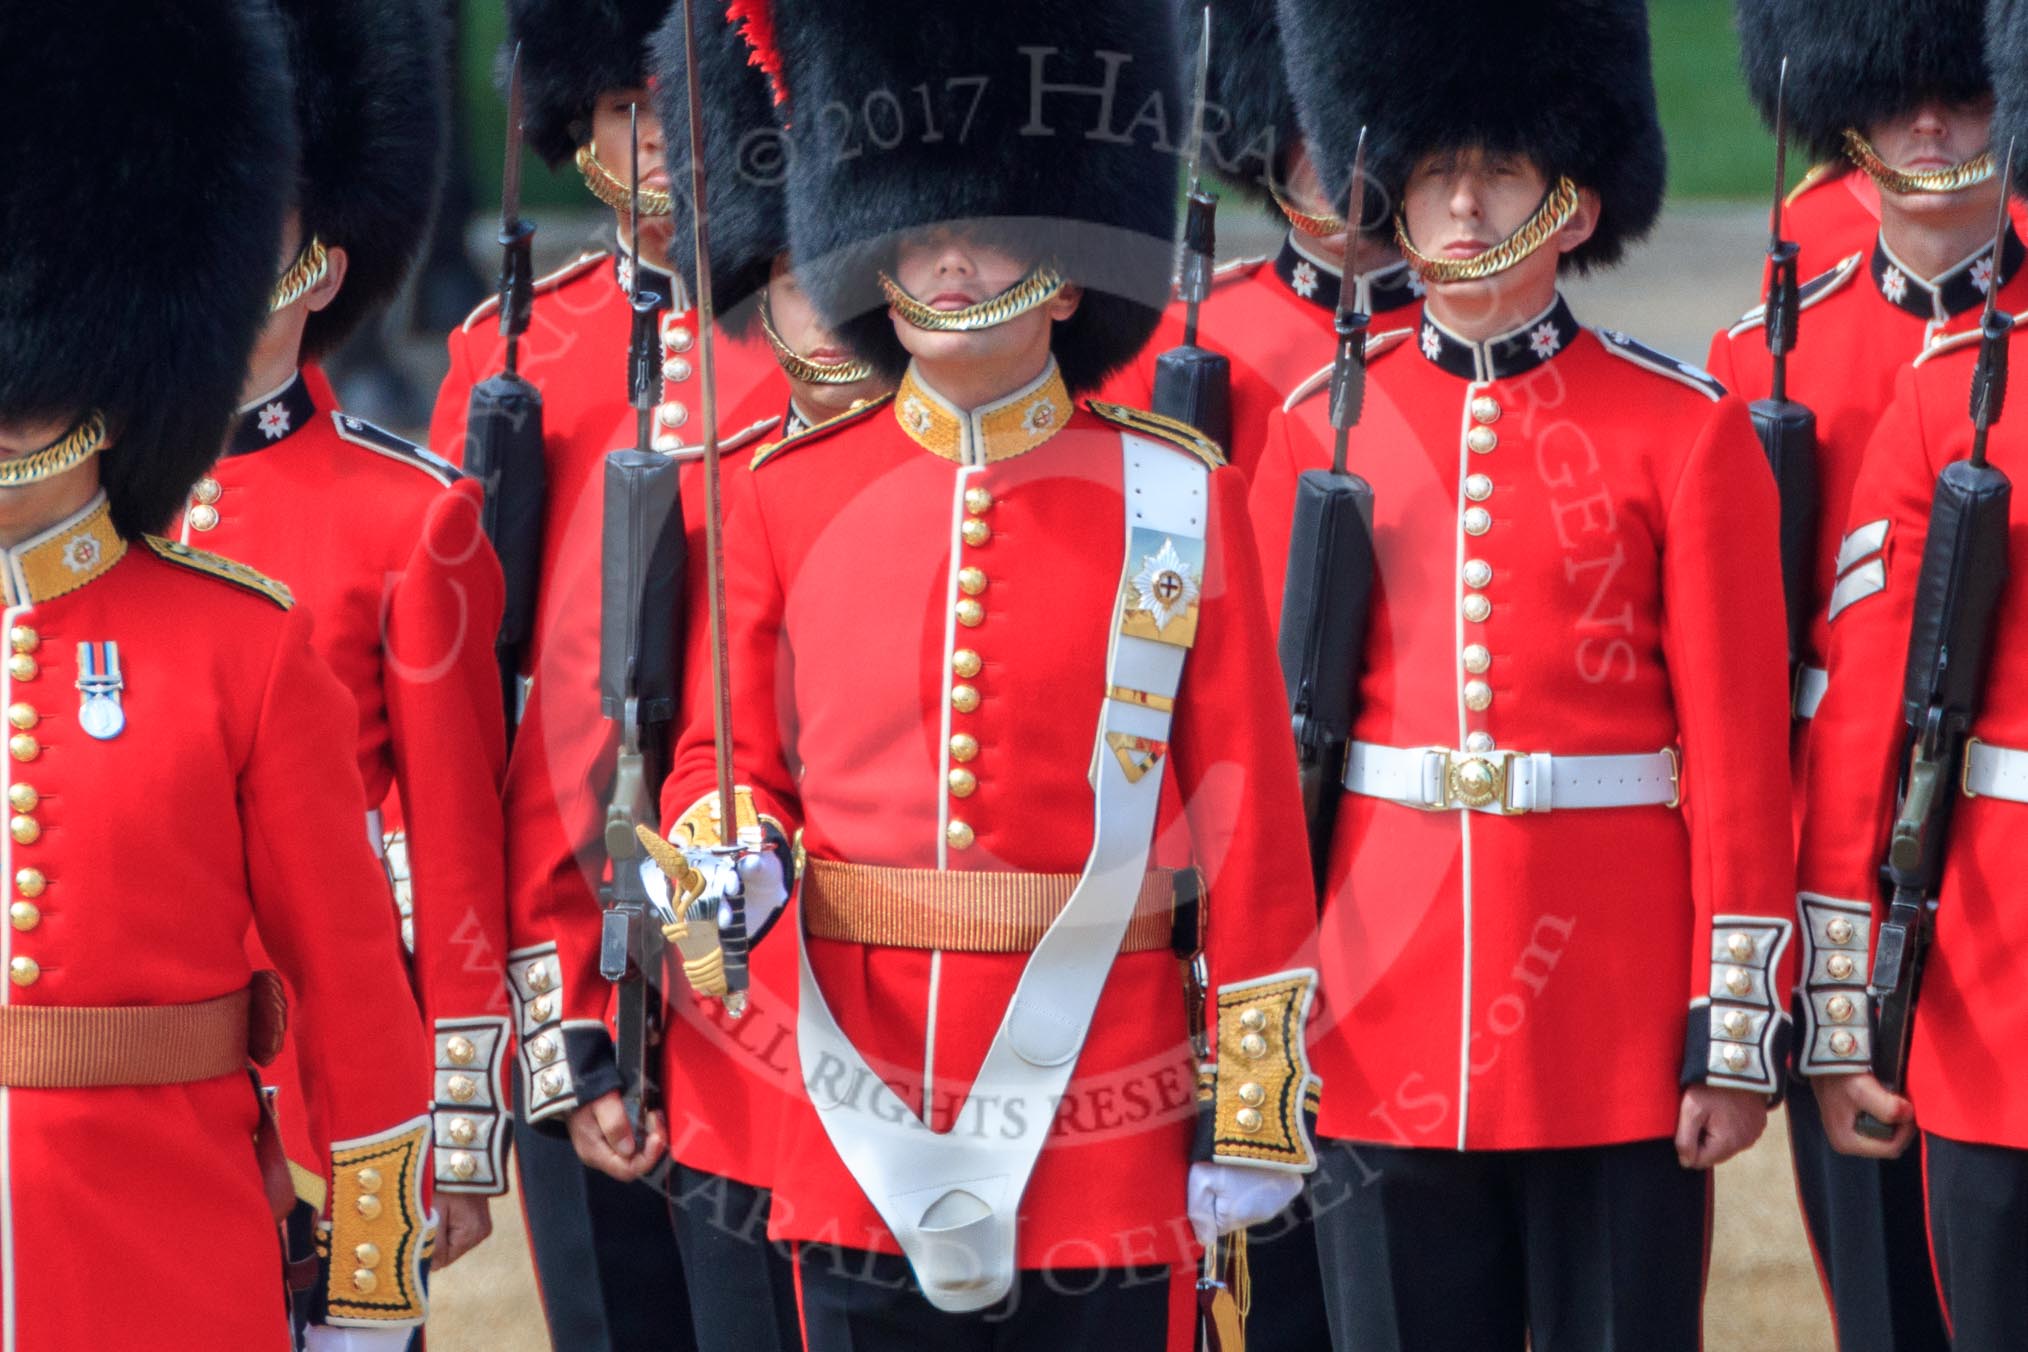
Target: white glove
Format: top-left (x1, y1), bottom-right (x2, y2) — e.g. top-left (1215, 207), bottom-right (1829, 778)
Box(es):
top-left (640, 843), bottom-right (789, 938)
top-left (1186, 1162), bottom-right (1303, 1252)
top-left (303, 1327), bottom-right (413, 1352)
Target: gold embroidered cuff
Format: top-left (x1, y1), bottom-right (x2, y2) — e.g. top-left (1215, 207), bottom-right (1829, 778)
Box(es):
top-left (325, 1117), bottom-right (429, 1326)
top-left (1204, 970), bottom-right (1321, 1171)
top-left (432, 1017), bottom-right (509, 1194)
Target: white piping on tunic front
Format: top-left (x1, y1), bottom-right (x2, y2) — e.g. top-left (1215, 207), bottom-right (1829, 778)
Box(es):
top-left (1454, 387), bottom-right (1481, 1152)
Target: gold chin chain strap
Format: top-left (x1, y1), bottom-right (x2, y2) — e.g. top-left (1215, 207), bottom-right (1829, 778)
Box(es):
top-left (1396, 176), bottom-right (1582, 284)
top-left (878, 266), bottom-right (1068, 333)
top-left (0, 411), bottom-right (108, 488)
top-left (757, 301), bottom-right (875, 385)
top-left (1272, 184), bottom-right (1348, 238)
top-left (1842, 129), bottom-right (1997, 196)
top-left (268, 237), bottom-right (331, 312)
top-left (576, 142), bottom-right (674, 216)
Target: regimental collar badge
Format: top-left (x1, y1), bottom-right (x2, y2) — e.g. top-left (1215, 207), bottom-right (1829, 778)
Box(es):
top-left (0, 494), bottom-right (127, 607)
top-left (1417, 295), bottom-right (1582, 382)
top-left (1273, 234), bottom-right (1423, 318)
top-left (226, 370), bottom-right (318, 456)
top-left (1872, 226), bottom-right (2026, 323)
top-left (75, 641), bottom-right (125, 740)
top-left (893, 360), bottom-right (1074, 466)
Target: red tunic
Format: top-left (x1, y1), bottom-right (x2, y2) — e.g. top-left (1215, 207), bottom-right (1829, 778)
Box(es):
top-left (0, 497), bottom-right (431, 1348)
top-left (1097, 231), bottom-right (1424, 478)
top-left (1249, 298), bottom-right (1797, 1151)
top-left (662, 361), bottom-right (1317, 1267)
top-left (1707, 229), bottom-right (2028, 729)
top-left (429, 245), bottom-right (791, 1184)
top-left (1798, 331), bottom-right (2028, 1146)
top-left (175, 370), bottom-right (511, 1195)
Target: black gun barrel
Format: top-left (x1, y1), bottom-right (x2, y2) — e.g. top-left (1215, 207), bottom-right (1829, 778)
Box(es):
top-left (1278, 467), bottom-right (1376, 898)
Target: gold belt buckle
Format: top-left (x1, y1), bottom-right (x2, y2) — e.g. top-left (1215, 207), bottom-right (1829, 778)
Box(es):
top-left (1445, 749), bottom-right (1522, 814)
top-left (1962, 736), bottom-right (1985, 799)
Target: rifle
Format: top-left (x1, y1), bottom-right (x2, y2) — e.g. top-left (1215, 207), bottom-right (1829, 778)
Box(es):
top-left (1277, 130), bottom-right (1377, 901)
top-left (1150, 7), bottom-right (1232, 455)
top-left (1855, 143), bottom-right (2017, 1141)
top-left (597, 106), bottom-right (682, 1135)
top-left (462, 43), bottom-right (548, 739)
top-left (1750, 57), bottom-right (1819, 689)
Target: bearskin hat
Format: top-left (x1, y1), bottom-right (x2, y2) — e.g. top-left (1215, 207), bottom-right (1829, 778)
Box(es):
top-left (767, 0), bottom-right (1183, 394)
top-left (1993, 0), bottom-right (2028, 185)
top-left (1278, 0), bottom-right (1666, 273)
top-left (648, 3), bottom-right (786, 337)
top-left (1197, 0), bottom-right (1302, 213)
top-left (1739, 0), bottom-right (1991, 163)
top-left (277, 0), bottom-right (447, 359)
top-left (507, 0), bottom-right (675, 168)
top-left (0, 0), bottom-right (295, 539)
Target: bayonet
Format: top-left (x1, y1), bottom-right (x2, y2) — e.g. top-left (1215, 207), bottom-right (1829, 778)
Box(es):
top-left (1328, 129), bottom-right (1371, 475)
top-left (497, 44), bottom-right (536, 369)
top-left (1177, 5), bottom-right (1215, 347)
top-left (625, 103), bottom-right (665, 459)
top-left (1970, 138), bottom-right (2016, 465)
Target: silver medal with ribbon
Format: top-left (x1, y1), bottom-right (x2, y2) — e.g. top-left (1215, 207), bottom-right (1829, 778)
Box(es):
top-left (76, 641), bottom-right (125, 740)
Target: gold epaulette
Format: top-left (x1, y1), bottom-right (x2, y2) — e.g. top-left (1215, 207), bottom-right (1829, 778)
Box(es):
top-left (459, 251), bottom-right (609, 333)
top-left (142, 536), bottom-right (294, 609)
top-left (1083, 400), bottom-right (1226, 469)
top-left (751, 393), bottom-right (894, 470)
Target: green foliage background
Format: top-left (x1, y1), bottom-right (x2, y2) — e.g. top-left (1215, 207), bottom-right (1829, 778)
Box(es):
top-left (455, 0), bottom-right (1782, 211)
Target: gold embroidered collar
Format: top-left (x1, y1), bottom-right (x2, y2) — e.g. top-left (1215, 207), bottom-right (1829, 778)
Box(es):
top-left (0, 493), bottom-right (126, 607)
top-left (892, 360), bottom-right (1074, 465)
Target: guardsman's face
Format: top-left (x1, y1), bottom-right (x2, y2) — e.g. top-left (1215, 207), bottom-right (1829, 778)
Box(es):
top-left (1403, 147), bottom-right (1552, 262)
top-left (1866, 95), bottom-right (1997, 181)
top-left (765, 255), bottom-right (886, 411)
top-left (1865, 94), bottom-right (2002, 227)
top-left (888, 226), bottom-right (1081, 368)
top-left (1402, 145), bottom-right (1597, 312)
top-left (591, 88), bottom-right (673, 255)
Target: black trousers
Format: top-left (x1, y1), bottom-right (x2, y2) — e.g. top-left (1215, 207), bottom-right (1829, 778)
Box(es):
top-left (1924, 1131), bottom-right (2028, 1352)
top-left (512, 1103), bottom-right (697, 1352)
top-left (667, 1164), bottom-right (802, 1352)
top-left (1310, 1137), bottom-right (1708, 1352)
top-left (792, 1242), bottom-right (1182, 1352)
top-left (1242, 1192), bottom-right (1332, 1351)
top-left (1787, 1079), bottom-right (1948, 1352)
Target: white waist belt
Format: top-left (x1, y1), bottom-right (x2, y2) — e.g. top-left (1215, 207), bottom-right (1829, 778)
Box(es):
top-left (1794, 665), bottom-right (1828, 720)
top-left (1344, 741), bottom-right (1680, 814)
top-left (1963, 738), bottom-right (2028, 803)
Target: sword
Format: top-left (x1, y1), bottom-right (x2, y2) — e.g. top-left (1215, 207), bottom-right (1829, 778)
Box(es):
top-left (679, 0), bottom-right (750, 1015)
